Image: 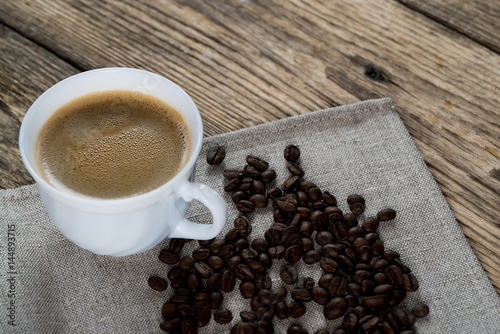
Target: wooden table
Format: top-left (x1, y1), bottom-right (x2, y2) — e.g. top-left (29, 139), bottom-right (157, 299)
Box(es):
top-left (1, 1), bottom-right (499, 293)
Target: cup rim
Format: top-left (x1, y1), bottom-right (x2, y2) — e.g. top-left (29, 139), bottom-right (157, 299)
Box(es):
top-left (19, 67), bottom-right (203, 206)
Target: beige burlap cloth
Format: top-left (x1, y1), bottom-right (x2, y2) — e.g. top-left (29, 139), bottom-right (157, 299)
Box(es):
top-left (1, 98), bottom-right (499, 333)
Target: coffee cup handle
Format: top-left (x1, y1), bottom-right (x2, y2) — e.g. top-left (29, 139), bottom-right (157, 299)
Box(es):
top-left (170, 180), bottom-right (227, 239)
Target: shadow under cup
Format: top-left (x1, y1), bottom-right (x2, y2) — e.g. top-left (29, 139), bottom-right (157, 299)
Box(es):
top-left (19, 68), bottom-right (224, 257)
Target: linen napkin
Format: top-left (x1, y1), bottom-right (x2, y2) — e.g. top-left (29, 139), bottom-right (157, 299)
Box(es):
top-left (1, 98), bottom-right (499, 333)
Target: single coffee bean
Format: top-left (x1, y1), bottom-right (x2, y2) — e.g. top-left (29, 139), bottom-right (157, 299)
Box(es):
top-left (342, 312), bottom-right (358, 330)
top-left (194, 262), bottom-right (213, 279)
top-left (327, 206), bottom-right (344, 222)
top-left (241, 247), bottom-right (258, 260)
top-left (209, 239), bottom-right (226, 254)
top-left (186, 273), bottom-right (201, 292)
top-left (311, 211), bottom-right (330, 231)
top-left (397, 307), bottom-right (416, 327)
top-left (307, 187), bottom-right (322, 202)
top-left (210, 291), bottom-right (224, 309)
top-left (348, 226), bottom-right (364, 242)
top-left (388, 289), bottom-right (407, 306)
top-left (239, 177), bottom-right (253, 191)
top-left (324, 297), bottom-right (347, 320)
top-left (219, 244), bottom-right (235, 259)
top-left (359, 315), bottom-right (379, 332)
top-left (148, 276), bottom-right (168, 291)
top-left (345, 294), bottom-right (358, 307)
top-left (240, 310), bottom-right (257, 322)
top-left (267, 187), bottom-right (282, 200)
top-left (233, 238), bottom-right (249, 253)
top-left (240, 281), bottom-right (256, 299)
top-left (214, 309), bottom-right (233, 324)
top-left (170, 294), bottom-right (190, 304)
top-left (386, 265), bottom-right (404, 286)
top-left (284, 144), bottom-right (300, 161)
top-left (282, 175), bottom-right (300, 191)
top-left (362, 217), bottom-right (379, 232)
top-left (161, 301), bottom-right (177, 319)
top-left (312, 286), bottom-right (329, 305)
top-left (258, 252), bottom-right (272, 269)
top-left (268, 245), bottom-right (285, 259)
top-left (343, 212), bottom-right (358, 227)
top-left (315, 230), bottom-right (334, 245)
top-left (246, 258), bottom-right (266, 273)
top-left (318, 273), bottom-right (335, 289)
top-left (234, 216), bottom-right (252, 237)
top-left (349, 202), bottom-right (365, 215)
top-left (160, 317), bottom-right (181, 331)
top-left (167, 267), bottom-right (187, 280)
top-left (373, 284), bottom-right (395, 296)
top-left (236, 264), bottom-right (255, 281)
top-left (193, 290), bottom-right (210, 301)
top-left (377, 208), bottom-right (396, 221)
top-left (331, 221), bottom-right (349, 241)
top-left (168, 238), bottom-right (185, 253)
top-left (347, 194), bottom-right (365, 205)
top-left (227, 255), bottom-right (242, 272)
top-left (296, 206), bottom-right (311, 219)
top-left (158, 249), bottom-right (180, 265)
top-left (255, 274), bottom-right (273, 290)
top-left (361, 295), bottom-right (389, 308)
top-left (206, 146), bottom-right (225, 165)
top-left (291, 288), bottom-right (313, 302)
top-left (357, 244), bottom-right (374, 263)
top-left (373, 272), bottom-right (387, 285)
top-left (328, 276), bottom-right (348, 296)
top-left (373, 239), bottom-right (385, 257)
top-left (223, 169), bottom-right (243, 180)
top-left (383, 250), bottom-right (401, 262)
top-left (321, 244), bottom-right (343, 258)
top-left (265, 229), bottom-right (280, 246)
top-left (303, 250), bottom-right (321, 264)
top-left (412, 304), bottom-right (430, 318)
top-left (287, 162), bottom-right (305, 178)
top-left (181, 318), bottom-right (197, 333)
top-left (373, 258), bottom-right (391, 272)
top-left (275, 197), bottom-right (298, 212)
top-left (355, 262), bottom-right (371, 271)
top-left (321, 191), bottom-right (337, 206)
top-left (403, 273), bottom-right (419, 292)
top-left (250, 193), bottom-right (268, 208)
top-left (288, 300), bottom-right (306, 318)
top-left (284, 244), bottom-right (304, 263)
top-left (191, 300), bottom-right (211, 327)
top-left (301, 237), bottom-right (314, 251)
top-left (361, 279), bottom-right (374, 295)
top-left (232, 190), bottom-right (248, 204)
top-left (224, 178), bottom-right (241, 192)
top-left (237, 200), bottom-right (256, 213)
top-left (347, 282), bottom-right (362, 297)
top-left (280, 265), bottom-right (298, 284)
top-left (352, 270), bottom-right (371, 284)
top-left (244, 165), bottom-right (261, 178)
top-left (336, 255), bottom-right (355, 273)
top-left (192, 248), bottom-right (211, 261)
top-left (287, 324), bottom-right (308, 334)
top-left (178, 256), bottom-right (195, 271)
top-left (252, 238), bottom-right (270, 252)
top-left (246, 155), bottom-right (269, 171)
top-left (273, 209), bottom-right (288, 222)
top-left (207, 272), bottom-right (222, 290)
top-left (251, 180), bottom-right (266, 194)
top-left (274, 301), bottom-right (289, 319)
top-left (261, 169), bottom-right (277, 183)
top-left (298, 180), bottom-right (316, 192)
top-left (319, 257), bottom-right (340, 273)
top-left (221, 270), bottom-right (237, 293)
top-left (225, 227), bottom-right (241, 242)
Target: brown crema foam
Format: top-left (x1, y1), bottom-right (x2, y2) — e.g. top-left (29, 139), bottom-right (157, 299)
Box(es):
top-left (35, 90), bottom-right (190, 199)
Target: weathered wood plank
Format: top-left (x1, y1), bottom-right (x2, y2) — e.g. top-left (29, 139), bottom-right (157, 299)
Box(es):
top-left (0, 0), bottom-right (499, 291)
top-left (0, 24), bottom-right (79, 188)
top-left (398, 0), bottom-right (500, 53)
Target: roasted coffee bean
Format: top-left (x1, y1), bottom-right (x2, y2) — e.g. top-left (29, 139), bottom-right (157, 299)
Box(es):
top-left (377, 208), bottom-right (396, 221)
top-left (265, 229), bottom-right (281, 246)
top-left (267, 187), bottom-right (282, 200)
top-left (284, 233), bottom-right (302, 248)
top-left (148, 276), bottom-right (168, 291)
top-left (361, 279), bottom-right (374, 295)
top-left (301, 237), bottom-right (313, 251)
top-left (373, 258), bottom-right (390, 272)
top-left (295, 191), bottom-right (308, 207)
top-left (284, 145), bottom-right (300, 162)
top-left (347, 194), bottom-right (365, 205)
top-left (241, 247), bottom-right (258, 260)
top-left (246, 258), bottom-right (266, 273)
top-left (244, 165), bottom-right (261, 178)
top-left (232, 190), bottom-right (248, 204)
top-left (320, 191), bottom-right (336, 206)
top-left (207, 273), bottom-right (222, 290)
top-left (281, 226), bottom-right (299, 243)
top-left (347, 282), bottom-right (362, 297)
top-left (303, 250), bottom-right (321, 264)
top-left (271, 222), bottom-right (288, 232)
top-left (256, 289), bottom-right (274, 305)
top-left (207, 146), bottom-right (225, 165)
top-left (285, 244), bottom-right (303, 263)
top-left (273, 209), bottom-right (288, 222)
top-left (361, 295), bottom-right (389, 308)
top-left (359, 315), bottom-right (379, 331)
top-left (348, 226), bottom-right (364, 242)
top-left (237, 200), bottom-right (256, 213)
top-left (249, 194), bottom-right (268, 208)
top-left (168, 267), bottom-right (187, 280)
top-left (373, 272), bottom-right (387, 285)
top-left (345, 294), bottom-right (358, 307)
top-left (343, 212), bottom-right (358, 227)
top-left (288, 300), bottom-right (306, 318)
top-left (307, 187), bottom-right (322, 202)
top-left (329, 276), bottom-right (348, 297)
top-left (261, 169), bottom-right (277, 183)
top-left (158, 249), bottom-right (180, 264)
top-left (352, 237), bottom-right (369, 251)
top-left (383, 250), bottom-right (400, 262)
top-left (192, 248), bottom-right (211, 261)
top-left (285, 162), bottom-right (304, 178)
top-left (342, 312), bottom-right (358, 330)
top-left (169, 278), bottom-right (184, 288)
top-left (170, 294), bottom-right (190, 304)
top-left (412, 304), bottom-right (430, 318)
top-left (268, 245), bottom-right (285, 259)
top-left (255, 274), bottom-right (273, 290)
top-left (282, 176), bottom-right (300, 191)
top-left (214, 309), bottom-right (233, 324)
top-left (178, 256), bottom-right (195, 271)
top-left (210, 291), bottom-right (224, 309)
top-left (280, 265), bottom-right (298, 284)
top-left (318, 273), bottom-right (335, 289)
top-left (331, 221), bottom-right (349, 240)
top-left (349, 202), bottom-right (365, 215)
top-left (321, 244), bottom-right (343, 258)
top-left (233, 238), bottom-right (250, 253)
top-left (327, 206), bottom-right (344, 222)
top-left (240, 310), bottom-right (257, 322)
top-left (297, 206), bottom-right (311, 219)
top-left (276, 197), bottom-right (298, 212)
top-left (193, 290), bottom-right (210, 301)
top-left (160, 317), bottom-right (181, 331)
top-left (236, 264), bottom-right (255, 281)
top-left (251, 180), bottom-right (266, 194)
top-left (221, 270), bottom-right (237, 293)
top-left (219, 244), bottom-right (235, 259)
top-left (169, 239), bottom-right (185, 253)
top-left (194, 262), bottom-right (213, 279)
top-left (161, 301), bottom-right (177, 319)
top-left (372, 239), bottom-right (385, 256)
top-left (287, 324), bottom-right (308, 334)
top-left (403, 273), bottom-right (419, 292)
top-left (252, 238), bottom-right (270, 252)
top-left (356, 262), bottom-right (372, 271)
top-left (225, 227), bottom-right (241, 242)
top-left (336, 255), bottom-right (355, 273)
top-left (388, 289), bottom-right (407, 306)
top-left (373, 284), bottom-right (395, 296)
top-left (296, 277), bottom-right (315, 291)
top-left (364, 232), bottom-right (379, 244)
top-left (397, 307), bottom-right (416, 327)
top-left (274, 301), bottom-right (289, 319)
top-left (315, 231), bottom-right (334, 245)
top-left (386, 265), bottom-right (404, 286)
top-left (239, 177), bottom-right (253, 191)
top-left (246, 155), bottom-right (269, 171)
top-left (352, 270), bottom-right (371, 284)
top-left (291, 288), bottom-right (313, 302)
top-left (240, 281), bottom-right (256, 299)
top-left (209, 239), bottom-right (226, 254)
top-left (312, 286), bottom-right (329, 305)
top-left (258, 252), bottom-right (272, 269)
top-left (357, 245), bottom-right (374, 263)
top-left (311, 200), bottom-right (325, 211)
top-left (227, 255), bottom-right (242, 272)
top-left (186, 273), bottom-right (201, 292)
top-left (324, 297), bottom-right (347, 320)
top-left (362, 218), bottom-right (379, 232)
top-left (223, 169), bottom-right (244, 180)
top-left (311, 211), bottom-right (329, 231)
top-left (224, 178), bottom-right (241, 192)
top-left (181, 318), bottom-right (197, 333)
top-left (191, 300), bottom-right (211, 327)
top-left (320, 257), bottom-right (340, 273)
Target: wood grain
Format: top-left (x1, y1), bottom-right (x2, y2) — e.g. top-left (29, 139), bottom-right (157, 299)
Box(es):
top-left (398, 0), bottom-right (500, 53)
top-left (0, 0), bottom-right (499, 291)
top-left (0, 24), bottom-right (79, 188)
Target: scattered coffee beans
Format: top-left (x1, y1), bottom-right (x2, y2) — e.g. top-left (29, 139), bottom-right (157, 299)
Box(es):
top-left (151, 145), bottom-right (429, 333)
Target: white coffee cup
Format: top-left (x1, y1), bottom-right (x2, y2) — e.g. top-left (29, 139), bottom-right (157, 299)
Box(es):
top-left (19, 68), bottom-right (227, 256)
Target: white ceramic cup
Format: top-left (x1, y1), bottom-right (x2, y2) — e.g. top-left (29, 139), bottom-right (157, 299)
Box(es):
top-left (19, 68), bottom-right (227, 257)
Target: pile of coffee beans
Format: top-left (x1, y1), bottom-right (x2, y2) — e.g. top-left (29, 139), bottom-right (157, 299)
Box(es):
top-left (149, 145), bottom-right (429, 333)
